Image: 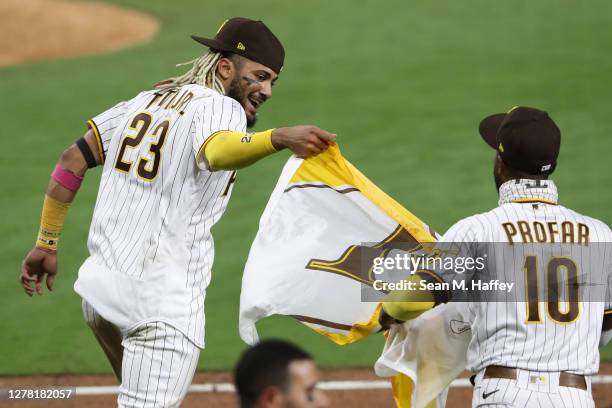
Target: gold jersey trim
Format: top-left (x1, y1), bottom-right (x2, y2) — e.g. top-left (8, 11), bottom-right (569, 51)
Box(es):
top-left (87, 119), bottom-right (105, 163)
top-left (512, 198), bottom-right (558, 205)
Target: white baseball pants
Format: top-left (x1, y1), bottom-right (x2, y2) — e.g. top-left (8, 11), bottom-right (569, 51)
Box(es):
top-left (472, 368), bottom-right (594, 408)
top-left (82, 300), bottom-right (201, 407)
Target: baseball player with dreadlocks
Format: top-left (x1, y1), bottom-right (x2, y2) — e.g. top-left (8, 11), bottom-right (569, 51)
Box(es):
top-left (20, 18), bottom-right (335, 407)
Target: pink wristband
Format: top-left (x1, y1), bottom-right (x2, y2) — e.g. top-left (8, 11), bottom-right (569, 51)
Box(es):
top-left (51, 164), bottom-right (84, 192)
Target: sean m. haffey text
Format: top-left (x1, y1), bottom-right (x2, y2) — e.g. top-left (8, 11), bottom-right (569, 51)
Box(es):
top-left (370, 252), bottom-right (514, 294)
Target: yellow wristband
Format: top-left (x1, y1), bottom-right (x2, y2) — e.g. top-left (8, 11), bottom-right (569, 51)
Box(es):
top-left (382, 274), bottom-right (436, 321)
top-left (36, 195), bottom-right (70, 251)
top-left (382, 300), bottom-right (435, 321)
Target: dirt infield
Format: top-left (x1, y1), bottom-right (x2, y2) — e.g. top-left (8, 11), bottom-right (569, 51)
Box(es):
top-left (0, 0), bottom-right (158, 67)
top-left (1, 365), bottom-right (611, 407)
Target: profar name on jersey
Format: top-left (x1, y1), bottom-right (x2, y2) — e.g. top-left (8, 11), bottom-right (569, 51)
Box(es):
top-left (502, 220), bottom-right (590, 245)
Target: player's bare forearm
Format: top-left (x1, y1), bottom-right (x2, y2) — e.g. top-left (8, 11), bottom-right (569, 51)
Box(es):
top-left (20, 129), bottom-right (101, 296)
top-left (271, 126), bottom-right (336, 158)
top-left (48, 129), bottom-right (101, 202)
top-left (47, 152), bottom-right (84, 203)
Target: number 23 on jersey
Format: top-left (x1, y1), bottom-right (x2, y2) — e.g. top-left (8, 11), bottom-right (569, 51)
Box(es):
top-left (114, 112), bottom-right (169, 181)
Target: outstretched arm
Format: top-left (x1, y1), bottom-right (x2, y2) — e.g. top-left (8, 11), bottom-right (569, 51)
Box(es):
top-left (203, 126), bottom-right (336, 171)
top-left (379, 274), bottom-right (437, 330)
top-left (20, 130), bottom-right (102, 296)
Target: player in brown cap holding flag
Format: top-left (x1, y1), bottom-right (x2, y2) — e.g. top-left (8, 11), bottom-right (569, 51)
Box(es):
top-left (20, 17), bottom-right (335, 407)
top-left (381, 106), bottom-right (611, 407)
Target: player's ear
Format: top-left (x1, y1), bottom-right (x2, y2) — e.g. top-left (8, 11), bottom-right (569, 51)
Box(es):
top-left (257, 386), bottom-right (283, 408)
top-left (494, 153), bottom-right (504, 176)
top-left (216, 57), bottom-right (235, 82)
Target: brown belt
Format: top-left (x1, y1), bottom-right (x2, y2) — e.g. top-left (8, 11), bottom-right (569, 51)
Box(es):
top-left (484, 366), bottom-right (587, 391)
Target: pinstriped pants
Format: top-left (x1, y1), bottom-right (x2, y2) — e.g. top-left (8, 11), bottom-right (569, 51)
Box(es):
top-left (82, 300), bottom-right (200, 407)
top-left (472, 369), bottom-right (595, 408)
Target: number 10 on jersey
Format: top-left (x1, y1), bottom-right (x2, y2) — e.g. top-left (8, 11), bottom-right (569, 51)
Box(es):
top-left (524, 255), bottom-right (580, 324)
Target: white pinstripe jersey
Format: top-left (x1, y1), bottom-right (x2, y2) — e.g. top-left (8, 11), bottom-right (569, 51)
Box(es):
top-left (434, 179), bottom-right (612, 375)
top-left (74, 84), bottom-right (246, 347)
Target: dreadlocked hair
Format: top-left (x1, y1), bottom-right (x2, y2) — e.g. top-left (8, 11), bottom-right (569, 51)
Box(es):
top-left (156, 50), bottom-right (226, 94)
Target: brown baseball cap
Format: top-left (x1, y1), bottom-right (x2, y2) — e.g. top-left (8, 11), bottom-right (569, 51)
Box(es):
top-left (191, 17), bottom-right (285, 74)
top-left (479, 106), bottom-right (561, 175)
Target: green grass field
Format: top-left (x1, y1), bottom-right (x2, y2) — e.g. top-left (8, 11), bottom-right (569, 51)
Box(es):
top-left (2, 0), bottom-right (612, 375)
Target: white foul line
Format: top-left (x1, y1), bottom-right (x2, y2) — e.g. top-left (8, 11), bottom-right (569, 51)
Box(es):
top-left (74, 375), bottom-right (612, 396)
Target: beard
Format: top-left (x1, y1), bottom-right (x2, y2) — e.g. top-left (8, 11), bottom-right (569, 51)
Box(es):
top-left (494, 170), bottom-right (503, 192)
top-left (227, 77), bottom-right (257, 128)
top-left (493, 153), bottom-right (504, 192)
